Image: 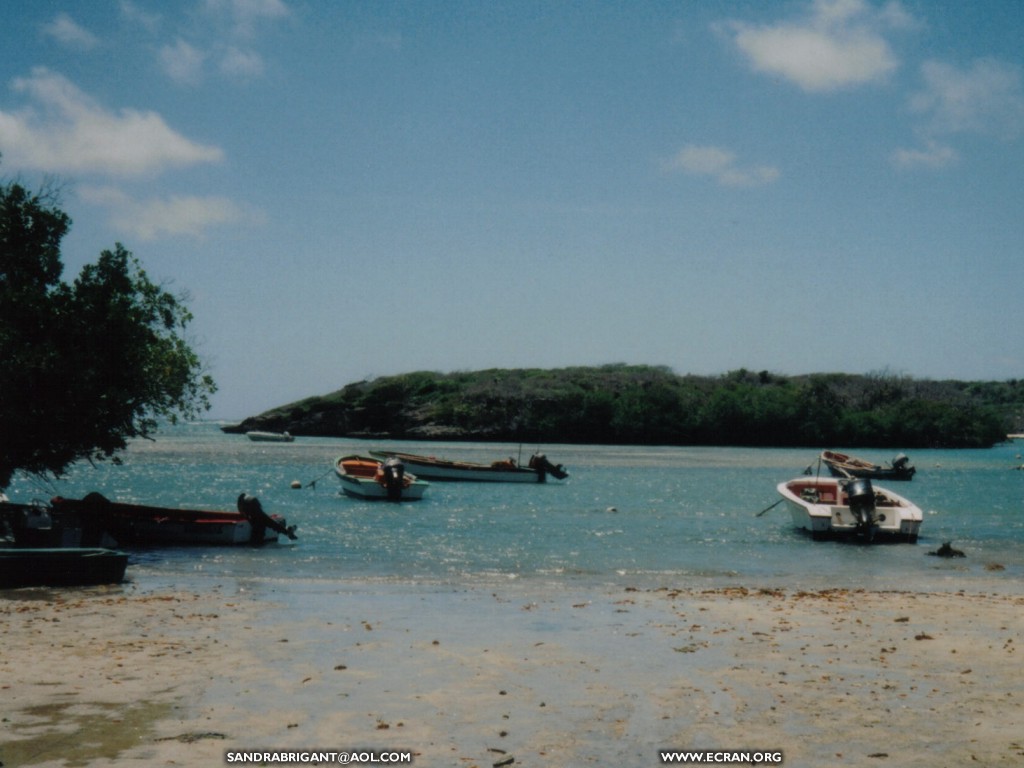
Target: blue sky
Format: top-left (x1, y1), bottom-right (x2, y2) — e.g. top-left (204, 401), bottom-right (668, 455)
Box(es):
top-left (2, 1), bottom-right (1022, 420)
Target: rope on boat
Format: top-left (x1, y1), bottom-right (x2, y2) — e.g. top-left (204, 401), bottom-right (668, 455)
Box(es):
top-left (755, 497), bottom-right (784, 517)
top-left (301, 467), bottom-right (335, 490)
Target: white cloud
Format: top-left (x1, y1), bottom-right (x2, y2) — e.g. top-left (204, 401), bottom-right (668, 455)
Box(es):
top-left (910, 58), bottom-right (1024, 140)
top-left (150, 1), bottom-right (287, 84)
top-left (890, 140), bottom-right (957, 170)
top-left (204, 0), bottom-right (290, 38)
top-left (41, 13), bottom-right (100, 51)
top-left (726, 0), bottom-right (910, 92)
top-left (665, 145), bottom-right (780, 187)
top-left (220, 46), bottom-right (265, 78)
top-left (876, 1), bottom-right (921, 31)
top-left (80, 185), bottom-right (249, 240)
top-left (160, 39), bottom-right (207, 85)
top-left (0, 68), bottom-right (223, 177)
top-left (119, 0), bottom-right (162, 34)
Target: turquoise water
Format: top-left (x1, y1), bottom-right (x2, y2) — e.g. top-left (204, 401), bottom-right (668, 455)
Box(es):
top-left (6, 422), bottom-right (1023, 594)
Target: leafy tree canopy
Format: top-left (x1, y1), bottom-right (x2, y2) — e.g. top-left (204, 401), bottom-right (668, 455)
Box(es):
top-left (0, 174), bottom-right (216, 489)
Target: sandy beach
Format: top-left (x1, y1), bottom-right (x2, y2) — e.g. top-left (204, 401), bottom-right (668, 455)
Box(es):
top-left (2, 581), bottom-right (1022, 767)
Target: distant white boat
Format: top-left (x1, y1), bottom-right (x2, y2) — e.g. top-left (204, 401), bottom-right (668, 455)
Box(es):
top-left (777, 476), bottom-right (922, 542)
top-left (246, 430), bottom-right (294, 442)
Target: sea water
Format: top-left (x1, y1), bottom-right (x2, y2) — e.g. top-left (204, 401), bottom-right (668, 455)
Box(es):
top-left (6, 422), bottom-right (1023, 596)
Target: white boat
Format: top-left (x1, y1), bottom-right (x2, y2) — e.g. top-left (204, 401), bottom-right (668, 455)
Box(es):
top-left (246, 430), bottom-right (294, 442)
top-left (368, 450), bottom-right (568, 483)
top-left (335, 455), bottom-right (429, 501)
top-left (776, 476), bottom-right (922, 542)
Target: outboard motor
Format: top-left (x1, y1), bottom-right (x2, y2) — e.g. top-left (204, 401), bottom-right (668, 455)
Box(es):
top-left (527, 453), bottom-right (569, 482)
top-left (382, 457), bottom-right (406, 501)
top-left (890, 452), bottom-right (915, 478)
top-left (845, 478), bottom-right (877, 534)
top-left (238, 493), bottom-right (269, 546)
top-left (237, 493), bottom-right (298, 544)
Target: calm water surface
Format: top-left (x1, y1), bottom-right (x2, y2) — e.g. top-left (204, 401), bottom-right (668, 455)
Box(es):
top-left (7, 422), bottom-right (1023, 596)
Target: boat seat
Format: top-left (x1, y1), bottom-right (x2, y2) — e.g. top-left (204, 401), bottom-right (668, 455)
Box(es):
top-left (793, 483), bottom-right (836, 504)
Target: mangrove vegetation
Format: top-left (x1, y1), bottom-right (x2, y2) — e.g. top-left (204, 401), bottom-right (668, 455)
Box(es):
top-left (223, 365), bottom-right (1024, 449)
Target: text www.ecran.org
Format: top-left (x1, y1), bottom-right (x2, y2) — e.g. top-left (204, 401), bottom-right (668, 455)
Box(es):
top-left (660, 752), bottom-right (784, 764)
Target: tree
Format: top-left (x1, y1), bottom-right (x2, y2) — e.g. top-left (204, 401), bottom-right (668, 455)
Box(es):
top-left (0, 176), bottom-right (216, 489)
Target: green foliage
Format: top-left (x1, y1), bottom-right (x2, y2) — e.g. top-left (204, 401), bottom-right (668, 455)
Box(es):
top-left (0, 177), bottom-right (216, 488)
top-left (229, 364), bottom-right (1021, 449)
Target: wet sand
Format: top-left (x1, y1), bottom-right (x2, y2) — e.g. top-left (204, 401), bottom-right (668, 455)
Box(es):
top-left (2, 582), bottom-right (1022, 767)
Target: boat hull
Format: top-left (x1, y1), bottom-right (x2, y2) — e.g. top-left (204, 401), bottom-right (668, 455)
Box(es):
top-left (337, 475), bottom-right (429, 500)
top-left (102, 516), bottom-right (268, 545)
top-left (0, 547), bottom-right (128, 588)
top-left (777, 477), bottom-right (923, 541)
top-left (246, 431), bottom-right (294, 442)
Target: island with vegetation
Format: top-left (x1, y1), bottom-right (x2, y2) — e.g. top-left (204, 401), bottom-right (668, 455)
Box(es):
top-left (222, 365), bottom-right (1024, 449)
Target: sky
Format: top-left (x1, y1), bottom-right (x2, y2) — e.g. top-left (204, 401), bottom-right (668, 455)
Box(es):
top-left (2, 0), bottom-right (1023, 420)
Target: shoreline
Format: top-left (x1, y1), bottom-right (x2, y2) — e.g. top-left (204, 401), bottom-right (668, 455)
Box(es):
top-left (2, 581), bottom-right (1022, 767)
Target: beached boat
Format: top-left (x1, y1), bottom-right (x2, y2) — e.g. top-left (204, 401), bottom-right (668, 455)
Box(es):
top-left (777, 476), bottom-right (923, 542)
top-left (246, 430), bottom-right (295, 442)
top-left (368, 450), bottom-right (568, 483)
top-left (0, 547), bottom-right (129, 588)
top-left (335, 455), bottom-right (429, 501)
top-left (820, 450), bottom-right (915, 481)
top-left (47, 493), bottom-right (297, 547)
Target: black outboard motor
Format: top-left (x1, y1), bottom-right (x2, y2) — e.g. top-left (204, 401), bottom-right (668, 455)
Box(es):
top-left (845, 478), bottom-right (877, 534)
top-left (527, 453), bottom-right (569, 482)
top-left (382, 457), bottom-right (406, 501)
top-left (238, 493), bottom-right (271, 545)
top-left (238, 493), bottom-right (298, 544)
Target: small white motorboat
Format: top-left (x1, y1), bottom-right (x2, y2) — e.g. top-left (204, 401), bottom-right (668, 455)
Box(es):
top-left (335, 456), bottom-right (429, 501)
top-left (246, 430), bottom-right (295, 442)
top-left (777, 476), bottom-right (922, 542)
